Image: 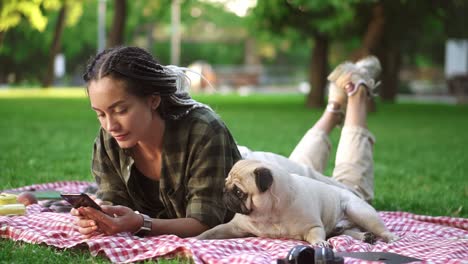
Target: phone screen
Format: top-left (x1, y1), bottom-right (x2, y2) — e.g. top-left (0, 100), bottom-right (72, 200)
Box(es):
top-left (60, 193), bottom-right (102, 211)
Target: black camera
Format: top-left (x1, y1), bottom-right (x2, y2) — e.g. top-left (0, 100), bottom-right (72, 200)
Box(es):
top-left (278, 245), bottom-right (422, 264)
top-left (277, 245), bottom-right (344, 264)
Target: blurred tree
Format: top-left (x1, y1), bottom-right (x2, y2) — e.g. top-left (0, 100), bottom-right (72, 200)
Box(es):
top-left (351, 0), bottom-right (468, 102)
top-left (0, 0), bottom-right (61, 46)
top-left (252, 0), bottom-right (356, 108)
top-left (60, 0), bottom-right (98, 80)
top-left (107, 0), bottom-right (127, 48)
top-left (126, 0), bottom-right (247, 65)
top-left (0, 0), bottom-right (84, 85)
top-left (0, 18), bottom-right (49, 83)
top-left (125, 0), bottom-right (171, 55)
top-left (42, 5), bottom-right (67, 87)
top-left (179, 0), bottom-right (247, 65)
top-left (42, 1), bottom-right (84, 87)
top-left (252, 0), bottom-right (468, 106)
top-left (441, 0), bottom-right (468, 39)
top-left (0, 0), bottom-right (245, 84)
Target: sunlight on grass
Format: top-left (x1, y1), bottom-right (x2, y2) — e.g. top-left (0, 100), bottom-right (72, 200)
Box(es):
top-left (0, 88), bottom-right (86, 98)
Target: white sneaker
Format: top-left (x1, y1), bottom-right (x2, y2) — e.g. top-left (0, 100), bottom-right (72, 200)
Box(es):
top-left (326, 55), bottom-right (381, 115)
top-left (351, 55), bottom-right (381, 97)
top-left (326, 62), bottom-right (355, 116)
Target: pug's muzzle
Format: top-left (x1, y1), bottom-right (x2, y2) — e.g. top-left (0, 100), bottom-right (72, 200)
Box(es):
top-left (222, 185), bottom-right (252, 215)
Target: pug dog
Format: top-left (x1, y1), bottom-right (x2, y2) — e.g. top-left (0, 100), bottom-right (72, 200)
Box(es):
top-left (197, 160), bottom-right (399, 246)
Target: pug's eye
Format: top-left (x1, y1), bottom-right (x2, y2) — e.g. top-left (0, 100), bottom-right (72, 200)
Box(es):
top-left (233, 186), bottom-right (245, 199)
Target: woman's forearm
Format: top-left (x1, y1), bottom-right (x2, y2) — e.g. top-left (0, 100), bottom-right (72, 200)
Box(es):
top-left (148, 217), bottom-right (210, 237)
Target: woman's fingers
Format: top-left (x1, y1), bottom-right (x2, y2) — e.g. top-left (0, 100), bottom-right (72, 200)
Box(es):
top-left (78, 224), bottom-right (99, 235)
top-left (75, 217), bottom-right (96, 228)
top-left (70, 207), bottom-right (81, 216)
top-left (74, 205), bottom-right (139, 236)
top-left (74, 216), bottom-right (100, 236)
top-left (79, 207), bottom-right (120, 235)
top-left (72, 206), bottom-right (109, 236)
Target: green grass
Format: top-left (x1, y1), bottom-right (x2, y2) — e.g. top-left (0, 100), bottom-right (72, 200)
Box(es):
top-left (0, 241), bottom-right (110, 263)
top-left (0, 240), bottom-right (188, 264)
top-left (1, 89), bottom-right (467, 262)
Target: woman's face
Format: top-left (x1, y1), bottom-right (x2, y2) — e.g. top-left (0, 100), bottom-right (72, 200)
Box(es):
top-left (88, 77), bottom-right (157, 149)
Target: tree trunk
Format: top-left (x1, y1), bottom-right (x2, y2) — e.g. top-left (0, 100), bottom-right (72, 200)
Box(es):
top-left (380, 44), bottom-right (401, 102)
top-left (351, 2), bottom-right (386, 111)
top-left (146, 23), bottom-right (155, 51)
top-left (107, 0), bottom-right (127, 48)
top-left (42, 6), bottom-right (67, 88)
top-left (356, 2), bottom-right (402, 103)
top-left (352, 3), bottom-right (385, 60)
top-left (306, 34), bottom-right (328, 108)
top-left (244, 37), bottom-right (259, 65)
top-left (0, 31), bottom-right (4, 47)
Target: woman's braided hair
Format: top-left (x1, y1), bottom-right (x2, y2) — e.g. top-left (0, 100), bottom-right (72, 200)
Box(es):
top-left (83, 46), bottom-right (210, 120)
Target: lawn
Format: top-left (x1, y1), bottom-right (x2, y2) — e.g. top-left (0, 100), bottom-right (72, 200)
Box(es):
top-left (0, 88), bottom-right (467, 263)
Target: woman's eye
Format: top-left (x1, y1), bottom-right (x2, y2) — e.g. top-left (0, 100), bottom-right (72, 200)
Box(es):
top-left (115, 108), bottom-right (127, 114)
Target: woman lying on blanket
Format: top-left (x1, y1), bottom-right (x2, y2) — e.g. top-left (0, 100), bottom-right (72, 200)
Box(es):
top-left (73, 46), bottom-right (380, 238)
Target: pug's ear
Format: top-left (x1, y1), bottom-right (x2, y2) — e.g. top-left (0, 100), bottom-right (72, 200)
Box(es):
top-left (254, 167), bottom-right (273, 193)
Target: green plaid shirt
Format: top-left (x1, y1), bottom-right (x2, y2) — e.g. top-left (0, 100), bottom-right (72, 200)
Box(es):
top-left (91, 107), bottom-right (241, 228)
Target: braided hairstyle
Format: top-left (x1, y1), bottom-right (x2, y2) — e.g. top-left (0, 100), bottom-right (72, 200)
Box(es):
top-left (83, 46), bottom-right (210, 120)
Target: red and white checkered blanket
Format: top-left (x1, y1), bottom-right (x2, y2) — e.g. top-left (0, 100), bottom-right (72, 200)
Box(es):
top-left (1, 181), bottom-right (467, 263)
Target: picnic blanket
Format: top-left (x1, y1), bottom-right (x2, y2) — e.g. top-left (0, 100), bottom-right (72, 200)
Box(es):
top-left (1, 181), bottom-right (467, 264)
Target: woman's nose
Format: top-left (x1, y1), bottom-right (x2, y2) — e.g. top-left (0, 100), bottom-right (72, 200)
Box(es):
top-left (105, 116), bottom-right (120, 132)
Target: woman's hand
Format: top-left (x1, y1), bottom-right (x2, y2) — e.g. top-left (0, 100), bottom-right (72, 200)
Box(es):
top-left (70, 207), bottom-right (99, 237)
top-left (71, 205), bottom-right (143, 237)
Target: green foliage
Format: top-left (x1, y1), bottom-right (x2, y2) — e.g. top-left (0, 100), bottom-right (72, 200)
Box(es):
top-left (392, 0), bottom-right (468, 66)
top-left (0, 0), bottom-right (82, 32)
top-left (443, 0), bottom-right (468, 38)
top-left (248, 0), bottom-right (367, 68)
top-left (376, 1), bottom-right (441, 66)
top-left (182, 0), bottom-right (245, 28)
top-left (250, 0), bottom-right (468, 69)
top-left (0, 0), bottom-right (252, 84)
top-left (0, 0), bottom-right (52, 32)
top-left (64, 0), bottom-right (85, 27)
top-left (2, 0), bottom-right (467, 85)
top-left (0, 22), bottom-right (48, 83)
top-left (125, 0), bottom-right (172, 40)
top-left (60, 0), bottom-right (99, 76)
top-left (252, 0), bottom-right (356, 38)
top-left (153, 41), bottom-right (245, 65)
top-left (127, 0), bottom-right (248, 66)
top-left (0, 0), bottom-right (88, 84)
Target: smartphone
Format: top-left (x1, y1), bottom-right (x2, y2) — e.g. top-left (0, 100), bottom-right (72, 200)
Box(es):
top-left (60, 193), bottom-right (102, 211)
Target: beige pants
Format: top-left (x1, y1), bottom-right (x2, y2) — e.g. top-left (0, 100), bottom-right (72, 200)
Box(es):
top-left (239, 126), bottom-right (375, 202)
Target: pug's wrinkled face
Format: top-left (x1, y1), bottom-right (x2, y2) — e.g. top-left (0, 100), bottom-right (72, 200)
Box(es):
top-left (223, 160), bottom-right (273, 215)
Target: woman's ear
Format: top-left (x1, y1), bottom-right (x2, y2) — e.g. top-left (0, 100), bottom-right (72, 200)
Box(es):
top-left (149, 95), bottom-right (161, 111)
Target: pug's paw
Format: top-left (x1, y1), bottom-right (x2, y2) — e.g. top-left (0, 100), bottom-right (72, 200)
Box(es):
top-left (363, 232), bottom-right (377, 244)
top-left (311, 240), bottom-right (331, 248)
top-left (381, 232), bottom-right (400, 243)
